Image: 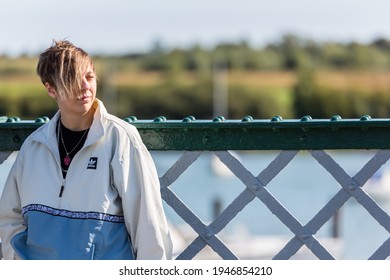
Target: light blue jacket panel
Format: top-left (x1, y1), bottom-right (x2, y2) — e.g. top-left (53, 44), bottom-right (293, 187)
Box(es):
top-left (12, 205), bottom-right (135, 260)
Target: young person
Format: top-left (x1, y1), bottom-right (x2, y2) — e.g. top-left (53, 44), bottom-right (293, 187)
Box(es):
top-left (0, 40), bottom-right (172, 260)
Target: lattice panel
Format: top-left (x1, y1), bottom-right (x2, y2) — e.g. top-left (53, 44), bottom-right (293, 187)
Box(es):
top-left (159, 150), bottom-right (390, 260)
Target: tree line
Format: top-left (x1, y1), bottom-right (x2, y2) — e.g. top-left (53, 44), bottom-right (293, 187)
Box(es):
top-left (118, 34), bottom-right (390, 72)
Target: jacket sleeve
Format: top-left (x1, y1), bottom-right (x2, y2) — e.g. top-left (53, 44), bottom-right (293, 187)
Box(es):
top-left (0, 153), bottom-right (25, 260)
top-left (111, 130), bottom-right (173, 260)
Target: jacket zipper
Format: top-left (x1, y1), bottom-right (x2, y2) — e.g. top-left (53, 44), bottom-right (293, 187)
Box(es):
top-left (59, 185), bottom-right (65, 197)
top-left (59, 178), bottom-right (66, 197)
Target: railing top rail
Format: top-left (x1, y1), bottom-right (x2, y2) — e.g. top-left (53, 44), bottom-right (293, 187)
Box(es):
top-left (1, 115), bottom-right (390, 151)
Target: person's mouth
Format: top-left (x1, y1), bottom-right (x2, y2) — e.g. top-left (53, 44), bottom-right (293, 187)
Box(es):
top-left (77, 94), bottom-right (92, 100)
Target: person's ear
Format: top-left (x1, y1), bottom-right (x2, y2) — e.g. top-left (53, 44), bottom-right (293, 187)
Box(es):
top-left (45, 83), bottom-right (57, 100)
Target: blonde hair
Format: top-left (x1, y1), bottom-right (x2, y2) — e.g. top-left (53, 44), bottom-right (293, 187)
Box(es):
top-left (36, 40), bottom-right (93, 100)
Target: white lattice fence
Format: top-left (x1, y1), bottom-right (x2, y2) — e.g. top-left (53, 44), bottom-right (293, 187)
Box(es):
top-left (159, 150), bottom-right (390, 260)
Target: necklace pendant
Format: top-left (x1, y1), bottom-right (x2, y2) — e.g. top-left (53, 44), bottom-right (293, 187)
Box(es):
top-left (64, 155), bottom-right (71, 166)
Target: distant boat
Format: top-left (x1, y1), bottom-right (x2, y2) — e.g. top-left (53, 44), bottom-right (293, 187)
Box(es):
top-left (363, 167), bottom-right (390, 202)
top-left (211, 151), bottom-right (240, 177)
top-left (210, 55), bottom-right (237, 178)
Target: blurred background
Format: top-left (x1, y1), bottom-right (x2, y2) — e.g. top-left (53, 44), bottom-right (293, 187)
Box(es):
top-left (2, 0), bottom-right (390, 259)
top-left (1, 0), bottom-right (390, 120)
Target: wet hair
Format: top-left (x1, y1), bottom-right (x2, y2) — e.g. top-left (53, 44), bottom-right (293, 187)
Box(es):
top-left (36, 40), bottom-right (93, 100)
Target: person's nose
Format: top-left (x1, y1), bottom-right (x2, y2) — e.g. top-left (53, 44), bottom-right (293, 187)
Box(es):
top-left (82, 78), bottom-right (90, 90)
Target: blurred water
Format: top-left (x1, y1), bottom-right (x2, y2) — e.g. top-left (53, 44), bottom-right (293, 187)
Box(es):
top-left (1, 150), bottom-right (389, 259)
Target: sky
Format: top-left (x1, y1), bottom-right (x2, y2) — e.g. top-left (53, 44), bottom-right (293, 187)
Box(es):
top-left (1, 0), bottom-right (390, 56)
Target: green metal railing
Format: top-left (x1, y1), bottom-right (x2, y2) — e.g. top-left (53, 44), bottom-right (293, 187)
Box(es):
top-left (2, 114), bottom-right (390, 152)
top-left (1, 114), bottom-right (390, 260)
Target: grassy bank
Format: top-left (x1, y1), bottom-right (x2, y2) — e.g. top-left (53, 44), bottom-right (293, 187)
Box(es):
top-left (1, 56), bottom-right (390, 119)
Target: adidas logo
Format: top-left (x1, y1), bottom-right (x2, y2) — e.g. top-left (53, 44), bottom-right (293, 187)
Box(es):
top-left (87, 157), bottom-right (98, 169)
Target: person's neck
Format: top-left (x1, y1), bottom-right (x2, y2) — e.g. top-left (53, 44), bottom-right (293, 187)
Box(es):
top-left (60, 111), bottom-right (94, 131)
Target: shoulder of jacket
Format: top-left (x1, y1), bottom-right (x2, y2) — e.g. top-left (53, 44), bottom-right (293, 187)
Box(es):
top-left (21, 122), bottom-right (50, 148)
top-left (103, 114), bottom-right (143, 145)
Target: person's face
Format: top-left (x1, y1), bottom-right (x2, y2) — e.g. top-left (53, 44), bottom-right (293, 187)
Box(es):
top-left (47, 63), bottom-right (97, 118)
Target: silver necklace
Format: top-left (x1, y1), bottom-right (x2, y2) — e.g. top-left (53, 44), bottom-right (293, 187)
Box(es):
top-left (58, 120), bottom-right (89, 167)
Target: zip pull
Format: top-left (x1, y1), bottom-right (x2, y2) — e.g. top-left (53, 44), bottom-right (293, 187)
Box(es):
top-left (58, 176), bottom-right (66, 197)
top-left (59, 185), bottom-right (65, 197)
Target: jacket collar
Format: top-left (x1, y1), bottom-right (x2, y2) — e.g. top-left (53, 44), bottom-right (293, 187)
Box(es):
top-left (31, 99), bottom-right (106, 153)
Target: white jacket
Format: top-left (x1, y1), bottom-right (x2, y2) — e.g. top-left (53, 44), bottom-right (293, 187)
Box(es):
top-left (0, 99), bottom-right (172, 260)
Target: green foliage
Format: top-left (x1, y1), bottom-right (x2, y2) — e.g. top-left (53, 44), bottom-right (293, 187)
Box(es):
top-left (0, 94), bottom-right (57, 118)
top-left (107, 82), bottom-right (214, 119)
top-left (292, 66), bottom-right (390, 119)
top-left (229, 86), bottom-right (294, 119)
